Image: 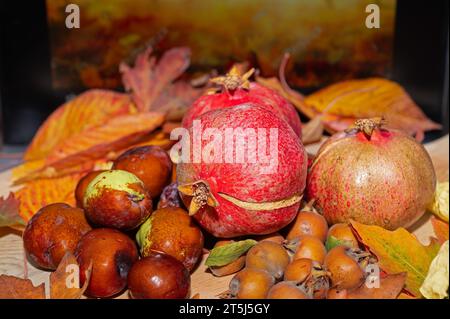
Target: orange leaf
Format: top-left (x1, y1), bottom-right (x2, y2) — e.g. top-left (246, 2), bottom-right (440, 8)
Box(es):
top-left (0, 275), bottom-right (45, 299)
top-left (46, 112), bottom-right (164, 164)
top-left (120, 47), bottom-right (191, 112)
top-left (305, 78), bottom-right (441, 137)
top-left (431, 216), bottom-right (449, 245)
top-left (14, 173), bottom-right (83, 222)
top-left (50, 252), bottom-right (92, 299)
top-left (347, 273), bottom-right (407, 299)
top-left (24, 90), bottom-right (136, 161)
top-left (351, 221), bottom-right (441, 297)
top-left (0, 193), bottom-right (24, 228)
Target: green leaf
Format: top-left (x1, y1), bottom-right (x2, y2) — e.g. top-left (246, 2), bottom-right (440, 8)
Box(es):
top-left (205, 239), bottom-right (257, 267)
top-left (0, 193), bottom-right (25, 228)
top-left (325, 235), bottom-right (354, 251)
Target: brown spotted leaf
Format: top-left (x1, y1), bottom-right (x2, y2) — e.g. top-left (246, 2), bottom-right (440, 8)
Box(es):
top-left (351, 221), bottom-right (441, 297)
top-left (120, 47), bottom-right (191, 112)
top-left (0, 193), bottom-right (25, 228)
top-left (0, 275), bottom-right (45, 299)
top-left (347, 273), bottom-right (407, 299)
top-left (24, 90), bottom-right (135, 161)
top-left (50, 252), bottom-right (92, 299)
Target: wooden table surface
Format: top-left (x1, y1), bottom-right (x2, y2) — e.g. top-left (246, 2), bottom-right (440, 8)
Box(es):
top-left (0, 135), bottom-right (448, 299)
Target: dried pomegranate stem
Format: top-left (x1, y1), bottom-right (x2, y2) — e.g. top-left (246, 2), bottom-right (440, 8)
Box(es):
top-left (210, 66), bottom-right (255, 92)
top-left (178, 180), bottom-right (218, 216)
top-left (353, 117), bottom-right (386, 139)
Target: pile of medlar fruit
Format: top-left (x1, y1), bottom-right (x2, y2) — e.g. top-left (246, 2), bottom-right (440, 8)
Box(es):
top-left (23, 145), bottom-right (203, 299)
top-left (225, 208), bottom-right (375, 299)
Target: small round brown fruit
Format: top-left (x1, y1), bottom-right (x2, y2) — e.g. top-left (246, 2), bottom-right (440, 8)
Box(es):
top-left (254, 232), bottom-right (285, 245)
top-left (23, 203), bottom-right (91, 270)
top-left (245, 241), bottom-right (290, 279)
top-left (128, 251), bottom-right (190, 299)
top-left (229, 268), bottom-right (275, 299)
top-left (113, 145), bottom-right (172, 198)
top-left (324, 246), bottom-right (366, 290)
top-left (74, 170), bottom-right (105, 208)
top-left (286, 210), bottom-right (328, 243)
top-left (267, 282), bottom-right (310, 299)
top-left (284, 258), bottom-right (315, 283)
top-left (327, 288), bottom-right (348, 299)
top-left (325, 223), bottom-right (359, 250)
top-left (75, 228), bottom-right (139, 298)
top-left (290, 235), bottom-right (327, 264)
top-left (209, 240), bottom-right (246, 277)
top-left (83, 170), bottom-right (152, 230)
top-left (136, 207), bottom-right (203, 271)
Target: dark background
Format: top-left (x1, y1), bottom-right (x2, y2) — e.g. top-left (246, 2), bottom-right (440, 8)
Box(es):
top-left (0, 0), bottom-right (448, 145)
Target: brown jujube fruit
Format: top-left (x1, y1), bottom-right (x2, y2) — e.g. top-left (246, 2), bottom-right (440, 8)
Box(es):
top-left (113, 145), bottom-right (172, 198)
top-left (75, 228), bottom-right (139, 298)
top-left (136, 207), bottom-right (204, 271)
top-left (74, 170), bottom-right (105, 208)
top-left (23, 203), bottom-right (91, 270)
top-left (128, 252), bottom-right (190, 299)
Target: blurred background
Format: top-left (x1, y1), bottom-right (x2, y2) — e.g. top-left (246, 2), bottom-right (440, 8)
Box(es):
top-left (0, 0), bottom-right (448, 170)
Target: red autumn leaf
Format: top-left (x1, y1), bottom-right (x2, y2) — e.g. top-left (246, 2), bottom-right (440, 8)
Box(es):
top-left (120, 47), bottom-right (191, 112)
top-left (431, 216), bottom-right (449, 245)
top-left (24, 90), bottom-right (135, 161)
top-left (0, 193), bottom-right (24, 228)
top-left (0, 275), bottom-right (45, 299)
top-left (14, 173), bottom-right (83, 222)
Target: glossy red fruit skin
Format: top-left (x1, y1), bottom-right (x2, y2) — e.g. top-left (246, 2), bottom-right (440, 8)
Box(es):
top-left (23, 203), bottom-right (91, 270)
top-left (128, 252), bottom-right (190, 299)
top-left (75, 170), bottom-right (105, 208)
top-left (177, 104), bottom-right (308, 238)
top-left (182, 82), bottom-right (302, 138)
top-left (84, 176), bottom-right (153, 230)
top-left (75, 228), bottom-right (139, 298)
top-left (306, 127), bottom-right (436, 230)
top-left (113, 146), bottom-right (172, 198)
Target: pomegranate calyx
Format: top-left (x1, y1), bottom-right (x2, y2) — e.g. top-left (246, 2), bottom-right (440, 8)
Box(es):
top-left (178, 180), bottom-right (219, 216)
top-left (218, 192), bottom-right (302, 211)
top-left (348, 117), bottom-right (386, 140)
top-left (210, 66), bottom-right (255, 92)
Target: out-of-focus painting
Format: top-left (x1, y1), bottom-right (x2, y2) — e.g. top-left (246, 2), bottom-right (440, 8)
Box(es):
top-left (46, 0), bottom-right (397, 91)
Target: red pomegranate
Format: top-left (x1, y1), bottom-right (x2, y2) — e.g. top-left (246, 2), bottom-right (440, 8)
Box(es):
top-left (306, 118), bottom-right (436, 230)
top-left (175, 103), bottom-right (308, 238)
top-left (182, 67), bottom-right (302, 138)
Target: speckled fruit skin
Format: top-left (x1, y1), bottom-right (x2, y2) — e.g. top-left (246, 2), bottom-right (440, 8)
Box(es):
top-left (136, 207), bottom-right (204, 271)
top-left (177, 104), bottom-right (308, 238)
top-left (128, 252), bottom-right (190, 299)
top-left (182, 82), bottom-right (302, 138)
top-left (306, 127), bottom-right (436, 230)
top-left (113, 146), bottom-right (172, 198)
top-left (23, 203), bottom-right (91, 270)
top-left (75, 228), bottom-right (139, 298)
top-left (75, 170), bottom-right (106, 208)
top-left (83, 170), bottom-right (153, 230)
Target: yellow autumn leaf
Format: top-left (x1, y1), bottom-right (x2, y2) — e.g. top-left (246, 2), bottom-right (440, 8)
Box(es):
top-left (351, 221), bottom-right (441, 297)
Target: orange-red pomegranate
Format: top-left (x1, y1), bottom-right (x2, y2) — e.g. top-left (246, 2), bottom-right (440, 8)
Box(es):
top-left (182, 67), bottom-right (302, 138)
top-left (176, 103), bottom-right (307, 238)
top-left (306, 118), bottom-right (436, 230)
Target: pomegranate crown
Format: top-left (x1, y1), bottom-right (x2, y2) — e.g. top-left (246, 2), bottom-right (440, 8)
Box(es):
top-left (348, 117), bottom-right (386, 139)
top-left (210, 66), bottom-right (255, 92)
